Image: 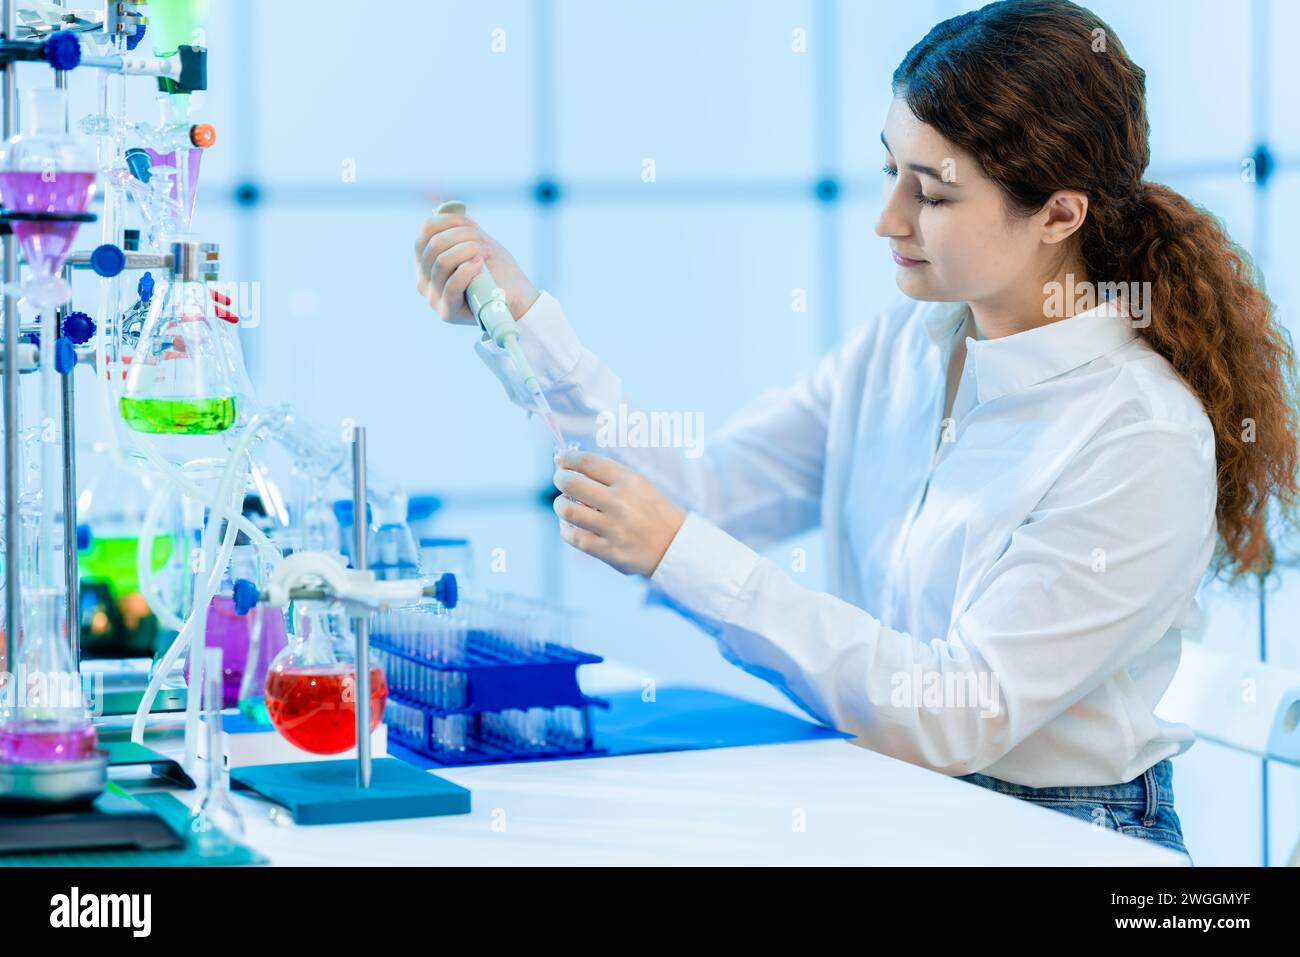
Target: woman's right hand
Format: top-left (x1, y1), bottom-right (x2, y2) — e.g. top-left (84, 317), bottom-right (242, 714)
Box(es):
top-left (413, 210), bottom-right (539, 326)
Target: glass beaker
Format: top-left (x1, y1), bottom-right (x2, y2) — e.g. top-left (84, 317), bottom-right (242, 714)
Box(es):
top-left (77, 445), bottom-right (173, 658)
top-left (418, 537), bottom-right (475, 594)
top-left (264, 604), bottom-right (386, 755)
top-left (119, 243), bottom-right (239, 435)
top-left (0, 587), bottom-right (98, 764)
top-left (372, 522), bottom-right (419, 581)
top-left (235, 601), bottom-right (288, 724)
top-left (0, 87), bottom-right (97, 311)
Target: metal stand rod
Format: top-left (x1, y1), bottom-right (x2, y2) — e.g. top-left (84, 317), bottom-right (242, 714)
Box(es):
top-left (55, 66), bottom-right (78, 669)
top-left (256, 582), bottom-right (446, 607)
top-left (58, 268), bottom-right (77, 669)
top-left (2, 0), bottom-right (19, 677)
top-left (351, 426), bottom-right (371, 789)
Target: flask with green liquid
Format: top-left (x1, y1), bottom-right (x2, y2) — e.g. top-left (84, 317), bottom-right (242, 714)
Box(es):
top-left (148, 0), bottom-right (212, 58)
top-left (120, 241), bottom-right (238, 435)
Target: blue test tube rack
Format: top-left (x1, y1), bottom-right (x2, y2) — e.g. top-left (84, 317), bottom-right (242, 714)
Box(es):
top-left (369, 600), bottom-right (608, 765)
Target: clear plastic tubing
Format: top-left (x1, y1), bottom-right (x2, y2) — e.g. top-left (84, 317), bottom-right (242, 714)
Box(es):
top-left (130, 411), bottom-right (279, 747)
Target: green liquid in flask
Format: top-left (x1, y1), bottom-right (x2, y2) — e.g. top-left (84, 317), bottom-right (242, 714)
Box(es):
top-left (119, 396), bottom-right (237, 435)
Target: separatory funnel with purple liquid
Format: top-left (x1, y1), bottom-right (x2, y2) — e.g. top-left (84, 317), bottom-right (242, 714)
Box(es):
top-left (0, 87), bottom-right (98, 312)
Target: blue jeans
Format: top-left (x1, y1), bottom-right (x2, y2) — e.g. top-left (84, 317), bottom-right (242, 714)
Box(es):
top-left (957, 759), bottom-right (1193, 864)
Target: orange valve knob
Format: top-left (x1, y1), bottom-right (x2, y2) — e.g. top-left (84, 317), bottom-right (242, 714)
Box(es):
top-left (190, 124), bottom-right (216, 148)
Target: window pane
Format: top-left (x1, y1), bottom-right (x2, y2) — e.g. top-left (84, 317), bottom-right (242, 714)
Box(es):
top-left (252, 203), bottom-right (545, 491)
top-left (254, 0), bottom-right (537, 186)
top-left (553, 203), bottom-right (822, 425)
top-left (555, 0), bottom-right (816, 180)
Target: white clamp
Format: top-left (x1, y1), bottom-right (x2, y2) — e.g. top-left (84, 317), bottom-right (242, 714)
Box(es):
top-left (263, 551), bottom-right (424, 610)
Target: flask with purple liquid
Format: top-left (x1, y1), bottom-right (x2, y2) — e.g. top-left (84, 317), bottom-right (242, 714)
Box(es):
top-left (0, 587), bottom-right (100, 765)
top-left (182, 544), bottom-right (288, 712)
top-left (0, 87), bottom-right (97, 311)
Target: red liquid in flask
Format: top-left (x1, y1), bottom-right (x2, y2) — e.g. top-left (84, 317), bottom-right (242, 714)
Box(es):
top-left (264, 665), bottom-right (387, 754)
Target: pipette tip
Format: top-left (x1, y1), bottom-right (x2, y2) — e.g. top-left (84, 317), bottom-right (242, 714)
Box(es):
top-left (527, 383), bottom-right (567, 450)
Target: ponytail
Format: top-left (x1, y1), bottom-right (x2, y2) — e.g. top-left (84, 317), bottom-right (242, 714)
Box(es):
top-left (1113, 182), bottom-right (1299, 579)
top-left (893, 0), bottom-right (1300, 582)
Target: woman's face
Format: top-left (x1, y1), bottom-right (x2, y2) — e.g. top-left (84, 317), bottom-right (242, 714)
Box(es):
top-left (874, 97), bottom-right (1046, 305)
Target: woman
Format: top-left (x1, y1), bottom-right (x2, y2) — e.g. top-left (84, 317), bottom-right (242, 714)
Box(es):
top-left (414, 0), bottom-right (1298, 862)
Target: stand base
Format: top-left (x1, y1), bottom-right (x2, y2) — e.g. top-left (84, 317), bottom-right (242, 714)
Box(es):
top-left (0, 789), bottom-right (181, 855)
top-left (231, 758), bottom-right (471, 825)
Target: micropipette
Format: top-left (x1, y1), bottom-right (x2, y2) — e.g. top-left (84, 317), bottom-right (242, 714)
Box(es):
top-left (435, 201), bottom-right (567, 449)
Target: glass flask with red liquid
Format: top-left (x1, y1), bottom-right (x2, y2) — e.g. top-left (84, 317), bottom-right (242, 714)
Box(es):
top-left (0, 87), bottom-right (97, 311)
top-left (264, 604), bottom-right (386, 755)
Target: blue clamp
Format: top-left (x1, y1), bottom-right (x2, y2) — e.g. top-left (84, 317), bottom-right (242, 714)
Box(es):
top-left (44, 31), bottom-right (80, 71)
top-left (433, 572), bottom-right (458, 610)
top-left (138, 271), bottom-right (155, 301)
top-left (232, 579), bottom-right (260, 615)
top-left (61, 311), bottom-right (95, 345)
top-left (126, 22), bottom-right (146, 52)
top-left (91, 244), bottom-right (126, 278)
top-left (53, 336), bottom-right (76, 374)
top-left (76, 523), bottom-right (91, 551)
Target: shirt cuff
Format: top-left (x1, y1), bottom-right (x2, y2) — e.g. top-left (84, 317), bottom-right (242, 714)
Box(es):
top-left (649, 511), bottom-right (762, 625)
top-left (477, 289), bottom-right (583, 390)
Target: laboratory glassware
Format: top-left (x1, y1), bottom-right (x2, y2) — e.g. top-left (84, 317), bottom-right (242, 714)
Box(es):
top-left (265, 603), bottom-right (386, 754)
top-left (182, 544), bottom-right (286, 709)
top-left (119, 242), bottom-right (239, 435)
top-left (0, 586), bottom-right (99, 764)
top-left (0, 87), bottom-right (97, 311)
top-left (149, 0), bottom-right (212, 59)
top-left (186, 647), bottom-right (245, 855)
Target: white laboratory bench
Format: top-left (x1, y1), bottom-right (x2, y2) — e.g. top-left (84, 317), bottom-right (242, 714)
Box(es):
top-left (195, 738), bottom-right (1188, 866)
top-left (137, 660), bottom-right (1188, 866)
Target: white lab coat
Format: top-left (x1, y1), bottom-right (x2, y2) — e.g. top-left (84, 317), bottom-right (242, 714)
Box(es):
top-left (475, 292), bottom-right (1216, 787)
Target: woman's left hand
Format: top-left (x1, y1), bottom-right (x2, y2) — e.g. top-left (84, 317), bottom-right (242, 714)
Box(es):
top-left (552, 449), bottom-right (686, 577)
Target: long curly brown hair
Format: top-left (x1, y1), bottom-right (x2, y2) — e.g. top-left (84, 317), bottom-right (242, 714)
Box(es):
top-left (893, 0), bottom-right (1299, 582)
